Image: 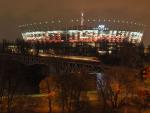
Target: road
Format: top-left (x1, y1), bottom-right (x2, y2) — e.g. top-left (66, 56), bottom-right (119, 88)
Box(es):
top-left (39, 53), bottom-right (100, 63)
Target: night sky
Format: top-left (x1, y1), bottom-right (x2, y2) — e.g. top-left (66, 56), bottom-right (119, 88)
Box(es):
top-left (0, 0), bottom-right (149, 45)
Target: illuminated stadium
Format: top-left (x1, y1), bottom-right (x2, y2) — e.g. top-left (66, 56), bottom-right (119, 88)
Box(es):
top-left (19, 13), bottom-right (145, 45)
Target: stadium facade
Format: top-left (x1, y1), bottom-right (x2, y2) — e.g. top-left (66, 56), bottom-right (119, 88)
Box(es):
top-left (19, 13), bottom-right (145, 45)
top-left (18, 13), bottom-right (146, 57)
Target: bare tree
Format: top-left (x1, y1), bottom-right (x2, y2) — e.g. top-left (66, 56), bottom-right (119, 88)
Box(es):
top-left (0, 72), bottom-right (5, 113)
top-left (15, 38), bottom-right (30, 55)
top-left (97, 66), bottom-right (142, 113)
top-left (56, 72), bottom-right (87, 113)
top-left (119, 42), bottom-right (143, 68)
top-left (40, 75), bottom-right (57, 113)
top-left (0, 57), bottom-right (24, 113)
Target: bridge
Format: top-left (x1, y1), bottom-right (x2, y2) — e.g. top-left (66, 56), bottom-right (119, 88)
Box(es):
top-left (1, 54), bottom-right (102, 74)
top-left (0, 53), bottom-right (102, 94)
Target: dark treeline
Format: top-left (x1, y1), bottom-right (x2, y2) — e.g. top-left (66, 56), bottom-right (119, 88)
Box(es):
top-left (1, 38), bottom-right (97, 56)
top-left (99, 41), bottom-right (146, 68)
top-left (1, 38), bottom-right (150, 66)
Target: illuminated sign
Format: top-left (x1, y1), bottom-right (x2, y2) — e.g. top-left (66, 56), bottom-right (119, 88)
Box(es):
top-left (98, 25), bottom-right (105, 31)
top-left (93, 25), bottom-right (109, 31)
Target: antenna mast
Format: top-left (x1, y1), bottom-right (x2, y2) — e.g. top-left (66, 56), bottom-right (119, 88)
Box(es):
top-left (81, 11), bottom-right (84, 26)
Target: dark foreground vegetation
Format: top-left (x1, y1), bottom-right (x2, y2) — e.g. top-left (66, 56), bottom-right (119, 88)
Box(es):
top-left (0, 39), bottom-right (149, 113)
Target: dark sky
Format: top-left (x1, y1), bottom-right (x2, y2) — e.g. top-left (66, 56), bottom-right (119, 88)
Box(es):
top-left (0, 0), bottom-right (149, 45)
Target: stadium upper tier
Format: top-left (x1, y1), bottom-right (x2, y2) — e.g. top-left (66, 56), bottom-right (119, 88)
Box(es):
top-left (19, 19), bottom-right (145, 44)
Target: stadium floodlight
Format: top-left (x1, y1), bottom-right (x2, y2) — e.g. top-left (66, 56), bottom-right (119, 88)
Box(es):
top-left (45, 21), bottom-right (48, 24)
top-left (122, 21), bottom-right (125, 23)
top-left (58, 20), bottom-right (61, 23)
